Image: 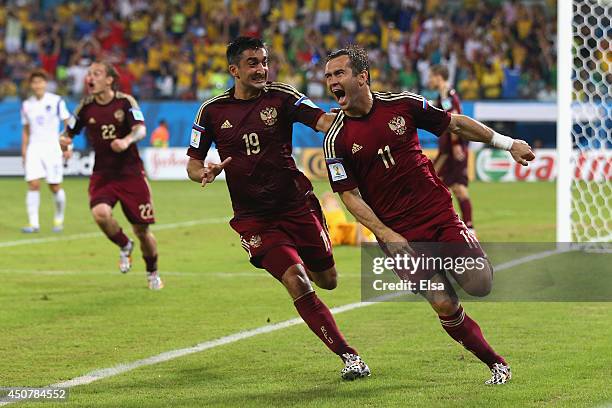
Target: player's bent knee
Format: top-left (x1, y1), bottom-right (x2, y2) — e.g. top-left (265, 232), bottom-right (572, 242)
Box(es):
top-left (281, 264), bottom-right (314, 299)
top-left (430, 298), bottom-right (460, 316)
top-left (459, 261), bottom-right (493, 297)
top-left (27, 180), bottom-right (41, 190)
top-left (91, 204), bottom-right (112, 224)
top-left (312, 266), bottom-right (337, 290)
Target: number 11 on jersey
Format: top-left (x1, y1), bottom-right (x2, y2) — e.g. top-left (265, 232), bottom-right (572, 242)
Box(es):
top-left (378, 145), bottom-right (396, 169)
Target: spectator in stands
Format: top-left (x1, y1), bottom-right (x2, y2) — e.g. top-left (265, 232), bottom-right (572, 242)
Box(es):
top-left (150, 120), bottom-right (170, 148)
top-left (2, 0), bottom-right (557, 102)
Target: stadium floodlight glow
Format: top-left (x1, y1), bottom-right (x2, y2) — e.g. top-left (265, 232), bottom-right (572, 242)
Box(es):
top-left (557, 0), bottom-right (611, 246)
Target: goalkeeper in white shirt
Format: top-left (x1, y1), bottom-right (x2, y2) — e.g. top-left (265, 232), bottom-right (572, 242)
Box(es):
top-left (20, 69), bottom-right (71, 233)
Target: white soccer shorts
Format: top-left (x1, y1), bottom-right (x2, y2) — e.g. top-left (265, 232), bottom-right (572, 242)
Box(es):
top-left (24, 145), bottom-right (64, 184)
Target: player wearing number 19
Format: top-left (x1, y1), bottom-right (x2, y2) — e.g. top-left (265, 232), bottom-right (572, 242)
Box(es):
top-left (186, 37), bottom-right (369, 380)
top-left (59, 61), bottom-right (163, 290)
top-left (324, 46), bottom-right (535, 384)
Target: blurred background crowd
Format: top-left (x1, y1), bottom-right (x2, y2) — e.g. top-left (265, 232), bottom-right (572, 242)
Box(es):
top-left (1, 0), bottom-right (558, 102)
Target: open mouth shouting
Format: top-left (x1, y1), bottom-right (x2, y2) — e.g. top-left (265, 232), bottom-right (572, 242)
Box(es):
top-left (332, 88), bottom-right (347, 105)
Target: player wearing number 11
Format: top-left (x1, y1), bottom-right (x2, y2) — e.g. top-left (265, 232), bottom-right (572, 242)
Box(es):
top-left (59, 61), bottom-right (163, 290)
top-left (324, 46), bottom-right (535, 384)
top-left (186, 37), bottom-right (370, 380)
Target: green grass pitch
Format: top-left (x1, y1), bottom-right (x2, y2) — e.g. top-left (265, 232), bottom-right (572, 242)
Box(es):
top-left (0, 178), bottom-right (610, 407)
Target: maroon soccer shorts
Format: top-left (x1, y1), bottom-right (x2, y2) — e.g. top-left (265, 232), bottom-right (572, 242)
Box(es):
top-left (88, 173), bottom-right (155, 224)
top-left (388, 214), bottom-right (486, 288)
top-left (230, 199), bottom-right (335, 280)
top-left (440, 158), bottom-right (469, 187)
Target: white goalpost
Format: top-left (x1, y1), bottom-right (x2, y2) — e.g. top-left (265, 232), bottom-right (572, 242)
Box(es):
top-left (557, 0), bottom-right (611, 245)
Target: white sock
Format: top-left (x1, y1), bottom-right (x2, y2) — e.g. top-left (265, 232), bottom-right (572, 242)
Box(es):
top-left (53, 188), bottom-right (66, 223)
top-left (26, 190), bottom-right (40, 228)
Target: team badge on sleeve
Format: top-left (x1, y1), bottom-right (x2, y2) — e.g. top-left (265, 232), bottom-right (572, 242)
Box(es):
top-left (328, 162), bottom-right (348, 182)
top-left (190, 128), bottom-right (201, 148)
top-left (294, 95), bottom-right (319, 109)
top-left (130, 108), bottom-right (145, 121)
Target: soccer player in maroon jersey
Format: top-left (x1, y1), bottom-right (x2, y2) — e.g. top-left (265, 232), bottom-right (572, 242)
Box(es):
top-left (185, 37), bottom-right (370, 380)
top-left (59, 62), bottom-right (163, 290)
top-left (429, 65), bottom-right (475, 233)
top-left (324, 46), bottom-right (534, 384)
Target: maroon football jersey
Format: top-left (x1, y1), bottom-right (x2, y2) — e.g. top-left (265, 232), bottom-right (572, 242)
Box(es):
top-left (67, 92), bottom-right (145, 177)
top-left (436, 88), bottom-right (467, 159)
top-left (186, 82), bottom-right (324, 218)
top-left (324, 91), bottom-right (455, 234)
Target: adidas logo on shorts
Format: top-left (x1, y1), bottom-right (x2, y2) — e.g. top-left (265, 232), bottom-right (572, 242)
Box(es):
top-left (352, 143), bottom-right (363, 154)
top-left (221, 120), bottom-right (232, 129)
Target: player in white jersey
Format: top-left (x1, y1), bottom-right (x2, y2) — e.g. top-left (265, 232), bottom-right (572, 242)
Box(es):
top-left (20, 70), bottom-right (71, 233)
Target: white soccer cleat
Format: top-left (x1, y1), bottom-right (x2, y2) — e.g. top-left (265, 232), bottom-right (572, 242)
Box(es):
top-left (52, 219), bottom-right (63, 233)
top-left (21, 226), bottom-right (40, 233)
top-left (341, 353), bottom-right (371, 380)
top-left (119, 239), bottom-right (134, 274)
top-left (147, 272), bottom-right (164, 290)
top-left (485, 363), bottom-right (512, 385)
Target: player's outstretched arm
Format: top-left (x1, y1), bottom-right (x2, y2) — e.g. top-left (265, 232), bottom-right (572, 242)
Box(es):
top-left (110, 124), bottom-right (147, 153)
top-left (315, 112), bottom-right (337, 133)
top-left (339, 189), bottom-right (406, 244)
top-left (187, 157), bottom-right (231, 188)
top-left (448, 114), bottom-right (535, 166)
top-left (59, 132), bottom-right (73, 152)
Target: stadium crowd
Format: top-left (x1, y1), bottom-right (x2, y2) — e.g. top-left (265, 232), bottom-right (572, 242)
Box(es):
top-left (1, 0), bottom-right (558, 101)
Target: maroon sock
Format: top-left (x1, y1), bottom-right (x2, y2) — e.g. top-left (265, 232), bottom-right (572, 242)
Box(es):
top-left (143, 255), bottom-right (158, 273)
top-left (439, 305), bottom-right (506, 368)
top-left (109, 228), bottom-right (129, 248)
top-left (459, 198), bottom-right (473, 228)
top-left (294, 291), bottom-right (358, 360)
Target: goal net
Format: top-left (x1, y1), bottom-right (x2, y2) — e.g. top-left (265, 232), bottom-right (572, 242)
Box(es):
top-left (558, 0), bottom-right (611, 245)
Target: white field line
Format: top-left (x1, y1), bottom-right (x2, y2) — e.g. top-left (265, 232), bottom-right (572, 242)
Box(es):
top-left (0, 247), bottom-right (570, 406)
top-left (0, 269), bottom-right (265, 278)
top-left (0, 217), bottom-right (230, 249)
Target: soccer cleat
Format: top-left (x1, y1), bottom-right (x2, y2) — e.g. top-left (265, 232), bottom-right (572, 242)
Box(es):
top-left (119, 239), bottom-right (134, 273)
top-left (147, 272), bottom-right (164, 290)
top-left (485, 363), bottom-right (512, 385)
top-left (21, 226), bottom-right (40, 233)
top-left (341, 353), bottom-right (371, 380)
top-left (52, 219), bottom-right (64, 233)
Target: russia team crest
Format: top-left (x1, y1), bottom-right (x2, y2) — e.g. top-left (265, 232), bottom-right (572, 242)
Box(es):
top-left (388, 116), bottom-right (407, 135)
top-left (260, 107), bottom-right (278, 126)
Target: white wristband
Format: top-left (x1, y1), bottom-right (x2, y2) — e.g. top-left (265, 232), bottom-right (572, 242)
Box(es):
top-left (490, 132), bottom-right (514, 151)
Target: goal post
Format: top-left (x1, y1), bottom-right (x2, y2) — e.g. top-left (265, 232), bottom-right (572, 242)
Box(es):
top-left (557, 0), bottom-right (611, 244)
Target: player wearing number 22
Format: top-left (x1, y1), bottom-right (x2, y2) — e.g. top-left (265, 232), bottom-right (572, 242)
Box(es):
top-left (186, 37), bottom-right (369, 380)
top-left (61, 61), bottom-right (163, 290)
top-left (324, 46), bottom-right (535, 385)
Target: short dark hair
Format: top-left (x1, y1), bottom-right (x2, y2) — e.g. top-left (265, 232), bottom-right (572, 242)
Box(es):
top-left (430, 64), bottom-right (449, 81)
top-left (29, 69), bottom-right (48, 83)
top-left (94, 61), bottom-right (120, 90)
top-left (226, 36), bottom-right (266, 65)
top-left (326, 45), bottom-right (370, 85)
